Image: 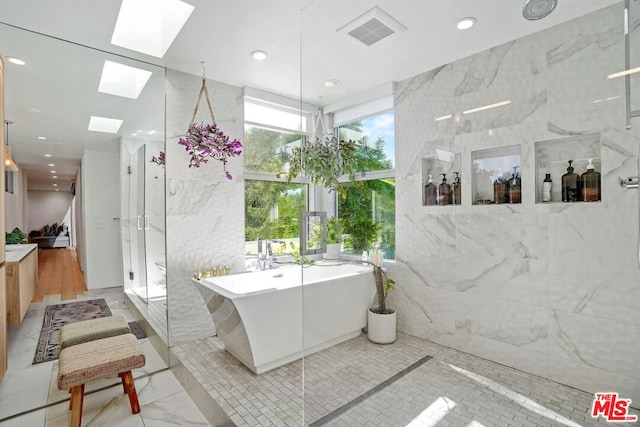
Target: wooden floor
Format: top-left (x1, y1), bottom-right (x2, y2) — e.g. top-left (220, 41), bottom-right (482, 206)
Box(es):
top-left (33, 247), bottom-right (87, 302)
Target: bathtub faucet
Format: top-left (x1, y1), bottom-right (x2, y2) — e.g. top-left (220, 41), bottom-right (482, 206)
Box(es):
top-left (257, 239), bottom-right (285, 270)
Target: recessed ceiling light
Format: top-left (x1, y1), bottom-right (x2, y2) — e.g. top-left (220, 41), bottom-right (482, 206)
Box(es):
top-left (26, 107), bottom-right (42, 113)
top-left (52, 176), bottom-right (58, 179)
top-left (111, 0), bottom-right (195, 58)
top-left (38, 136), bottom-right (47, 140)
top-left (324, 79), bottom-right (340, 88)
top-left (55, 189), bottom-right (59, 192)
top-left (88, 116), bottom-right (123, 133)
top-left (6, 57), bottom-right (26, 65)
top-left (44, 154), bottom-right (52, 157)
top-left (98, 60), bottom-right (153, 99)
top-left (251, 50), bottom-right (268, 60)
top-left (53, 184), bottom-right (58, 187)
top-left (48, 163), bottom-right (55, 166)
top-left (457, 17), bottom-right (476, 30)
top-left (51, 170), bottom-right (57, 173)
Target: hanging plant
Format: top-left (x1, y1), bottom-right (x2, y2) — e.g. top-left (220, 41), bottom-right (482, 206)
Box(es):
top-left (178, 123), bottom-right (242, 179)
top-left (178, 69), bottom-right (242, 179)
top-left (286, 134), bottom-right (356, 194)
top-left (150, 151), bottom-right (165, 167)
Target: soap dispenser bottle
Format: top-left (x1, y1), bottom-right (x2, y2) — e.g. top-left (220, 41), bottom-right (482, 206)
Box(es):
top-left (493, 169), bottom-right (505, 204)
top-left (438, 174), bottom-right (451, 206)
top-left (581, 158), bottom-right (601, 202)
top-left (509, 166), bottom-right (521, 204)
top-left (542, 173), bottom-right (552, 202)
top-left (424, 174), bottom-right (437, 206)
top-left (452, 172), bottom-right (461, 205)
top-left (561, 160), bottom-right (579, 202)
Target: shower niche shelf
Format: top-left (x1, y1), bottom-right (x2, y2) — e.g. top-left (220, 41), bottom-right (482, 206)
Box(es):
top-left (534, 134), bottom-right (601, 204)
top-left (422, 152), bottom-right (461, 206)
top-left (471, 145), bottom-right (521, 205)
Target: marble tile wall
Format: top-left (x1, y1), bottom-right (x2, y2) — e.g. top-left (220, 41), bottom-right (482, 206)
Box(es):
top-left (165, 69), bottom-right (245, 345)
top-left (393, 3), bottom-right (640, 402)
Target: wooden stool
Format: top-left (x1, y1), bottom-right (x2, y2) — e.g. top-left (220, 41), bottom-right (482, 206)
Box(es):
top-left (57, 333), bottom-right (145, 427)
top-left (59, 315), bottom-right (131, 350)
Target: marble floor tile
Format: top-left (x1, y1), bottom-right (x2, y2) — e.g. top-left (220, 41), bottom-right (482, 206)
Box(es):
top-left (0, 287), bottom-right (207, 427)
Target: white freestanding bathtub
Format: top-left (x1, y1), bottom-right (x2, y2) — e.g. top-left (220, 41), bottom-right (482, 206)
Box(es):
top-left (192, 263), bottom-right (375, 374)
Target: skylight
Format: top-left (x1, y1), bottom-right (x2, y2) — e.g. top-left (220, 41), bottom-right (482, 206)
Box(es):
top-left (88, 116), bottom-right (123, 134)
top-left (98, 60), bottom-right (153, 99)
top-left (110, 0), bottom-right (195, 58)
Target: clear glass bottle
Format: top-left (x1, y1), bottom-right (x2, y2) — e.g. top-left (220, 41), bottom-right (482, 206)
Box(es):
top-left (561, 160), bottom-right (579, 202)
top-left (438, 174), bottom-right (451, 206)
top-left (542, 173), bottom-right (552, 202)
top-left (424, 174), bottom-right (437, 206)
top-left (452, 172), bottom-right (461, 205)
top-left (509, 166), bottom-right (521, 204)
top-left (581, 158), bottom-right (601, 202)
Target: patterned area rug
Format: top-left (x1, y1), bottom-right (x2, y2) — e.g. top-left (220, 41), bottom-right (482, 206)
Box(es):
top-left (33, 299), bottom-right (146, 364)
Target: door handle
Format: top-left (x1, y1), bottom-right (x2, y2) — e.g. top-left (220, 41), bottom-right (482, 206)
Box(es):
top-left (144, 215), bottom-right (150, 230)
top-left (137, 215), bottom-right (143, 230)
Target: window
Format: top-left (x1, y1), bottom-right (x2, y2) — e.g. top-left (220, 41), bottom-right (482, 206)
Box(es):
top-left (337, 111), bottom-right (395, 259)
top-left (244, 180), bottom-right (306, 256)
top-left (244, 125), bottom-right (301, 174)
top-left (243, 98), bottom-right (310, 257)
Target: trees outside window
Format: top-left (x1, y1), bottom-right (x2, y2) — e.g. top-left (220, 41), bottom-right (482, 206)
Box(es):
top-left (338, 111), bottom-right (395, 259)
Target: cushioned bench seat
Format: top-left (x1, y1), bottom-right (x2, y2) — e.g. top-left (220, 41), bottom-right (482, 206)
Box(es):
top-left (57, 334), bottom-right (145, 427)
top-left (59, 315), bottom-right (130, 350)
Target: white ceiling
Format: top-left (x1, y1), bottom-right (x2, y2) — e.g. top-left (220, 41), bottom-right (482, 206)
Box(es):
top-left (0, 0), bottom-right (622, 190)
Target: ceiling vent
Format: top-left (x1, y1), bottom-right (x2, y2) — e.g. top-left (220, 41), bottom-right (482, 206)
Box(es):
top-left (338, 6), bottom-right (407, 47)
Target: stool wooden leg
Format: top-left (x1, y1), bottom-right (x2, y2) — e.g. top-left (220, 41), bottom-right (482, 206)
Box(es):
top-left (118, 372), bottom-right (127, 394)
top-left (120, 371), bottom-right (140, 414)
top-left (69, 384), bottom-right (84, 427)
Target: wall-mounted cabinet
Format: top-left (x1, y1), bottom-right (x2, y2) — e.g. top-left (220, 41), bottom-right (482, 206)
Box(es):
top-left (534, 134), bottom-right (601, 204)
top-left (471, 145), bottom-right (521, 205)
top-left (422, 152), bottom-right (461, 206)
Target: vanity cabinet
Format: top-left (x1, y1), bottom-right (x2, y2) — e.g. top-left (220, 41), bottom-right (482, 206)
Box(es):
top-left (6, 244), bottom-right (38, 326)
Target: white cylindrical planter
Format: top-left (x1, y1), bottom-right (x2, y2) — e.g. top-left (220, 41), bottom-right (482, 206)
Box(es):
top-left (323, 243), bottom-right (341, 260)
top-left (367, 307), bottom-right (397, 344)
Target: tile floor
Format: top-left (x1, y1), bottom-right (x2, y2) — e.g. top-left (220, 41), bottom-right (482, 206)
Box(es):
top-left (175, 332), bottom-right (640, 427)
top-left (0, 288), bottom-right (210, 427)
top-left (4, 288), bottom-right (639, 426)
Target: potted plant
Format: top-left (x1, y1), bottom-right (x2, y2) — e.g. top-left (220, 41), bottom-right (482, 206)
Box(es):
top-left (324, 217), bottom-right (343, 260)
top-left (286, 134), bottom-right (356, 195)
top-left (308, 217), bottom-right (343, 260)
top-left (368, 264), bottom-right (396, 344)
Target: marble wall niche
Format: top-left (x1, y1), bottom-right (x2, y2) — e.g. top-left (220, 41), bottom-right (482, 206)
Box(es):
top-left (393, 3), bottom-right (640, 403)
top-left (165, 69), bottom-right (245, 345)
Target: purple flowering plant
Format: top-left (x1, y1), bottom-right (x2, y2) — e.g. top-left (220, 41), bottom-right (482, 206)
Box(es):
top-left (177, 122), bottom-right (243, 179)
top-left (150, 151), bottom-right (165, 166)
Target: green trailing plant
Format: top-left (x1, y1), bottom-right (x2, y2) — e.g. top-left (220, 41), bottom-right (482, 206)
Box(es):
top-left (286, 135), bottom-right (356, 195)
top-left (285, 242), bottom-right (314, 266)
top-left (6, 227), bottom-right (27, 244)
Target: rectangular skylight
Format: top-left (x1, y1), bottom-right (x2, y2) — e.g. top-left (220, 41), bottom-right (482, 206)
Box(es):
top-left (111, 0), bottom-right (195, 58)
top-left (98, 60), bottom-right (153, 99)
top-left (88, 116), bottom-right (123, 133)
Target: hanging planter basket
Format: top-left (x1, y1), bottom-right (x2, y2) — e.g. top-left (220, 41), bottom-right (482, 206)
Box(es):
top-left (177, 75), bottom-right (242, 179)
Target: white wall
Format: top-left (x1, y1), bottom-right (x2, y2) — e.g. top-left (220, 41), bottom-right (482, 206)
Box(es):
top-left (82, 150), bottom-right (123, 289)
top-left (393, 3), bottom-right (640, 404)
top-left (27, 190), bottom-right (72, 233)
top-left (74, 169), bottom-right (85, 274)
top-left (4, 169), bottom-right (27, 232)
top-left (165, 69), bottom-right (244, 344)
